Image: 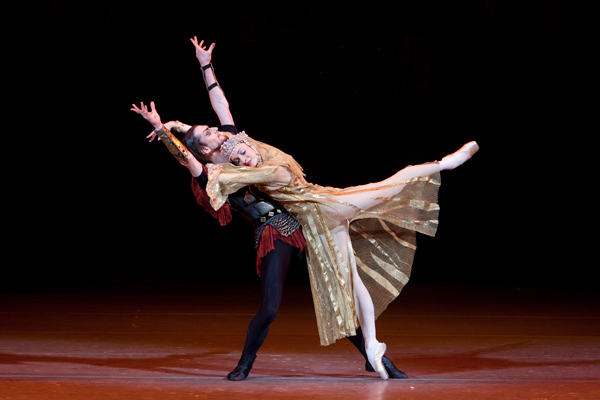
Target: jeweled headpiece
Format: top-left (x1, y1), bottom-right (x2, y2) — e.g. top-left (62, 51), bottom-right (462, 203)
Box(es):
top-left (220, 131), bottom-right (263, 166)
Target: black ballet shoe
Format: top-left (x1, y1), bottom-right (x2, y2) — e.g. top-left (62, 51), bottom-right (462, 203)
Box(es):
top-left (365, 356), bottom-right (408, 379)
top-left (227, 354), bottom-right (257, 381)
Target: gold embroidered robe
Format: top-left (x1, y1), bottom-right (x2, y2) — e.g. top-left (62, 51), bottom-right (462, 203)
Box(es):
top-left (206, 143), bottom-right (441, 346)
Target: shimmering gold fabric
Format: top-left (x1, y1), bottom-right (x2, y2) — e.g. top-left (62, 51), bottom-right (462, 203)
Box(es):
top-left (155, 126), bottom-right (191, 163)
top-left (207, 148), bottom-right (441, 346)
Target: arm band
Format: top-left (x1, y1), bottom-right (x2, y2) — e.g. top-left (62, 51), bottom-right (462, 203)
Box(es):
top-left (155, 126), bottom-right (191, 163)
top-left (201, 63), bottom-right (223, 93)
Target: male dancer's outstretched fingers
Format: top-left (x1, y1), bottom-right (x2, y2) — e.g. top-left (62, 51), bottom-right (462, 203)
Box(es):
top-left (190, 36), bottom-right (215, 66)
top-left (131, 101), bottom-right (164, 133)
top-left (130, 102), bottom-right (143, 114)
top-left (148, 101), bottom-right (161, 123)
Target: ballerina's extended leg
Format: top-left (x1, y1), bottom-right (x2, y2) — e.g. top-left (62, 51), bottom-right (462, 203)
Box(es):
top-left (324, 141), bottom-right (478, 219)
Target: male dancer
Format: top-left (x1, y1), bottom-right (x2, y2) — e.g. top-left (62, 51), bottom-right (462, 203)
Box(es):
top-left (132, 37), bottom-right (407, 380)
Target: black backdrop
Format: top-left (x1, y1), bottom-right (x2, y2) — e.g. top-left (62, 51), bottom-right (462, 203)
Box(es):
top-left (10, 1), bottom-right (592, 287)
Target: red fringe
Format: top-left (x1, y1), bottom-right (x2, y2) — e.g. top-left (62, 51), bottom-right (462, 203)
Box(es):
top-left (191, 176), bottom-right (232, 226)
top-left (256, 226), bottom-right (306, 276)
top-left (190, 173), bottom-right (305, 276)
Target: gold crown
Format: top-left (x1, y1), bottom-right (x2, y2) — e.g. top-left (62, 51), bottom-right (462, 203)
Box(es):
top-left (220, 132), bottom-right (263, 166)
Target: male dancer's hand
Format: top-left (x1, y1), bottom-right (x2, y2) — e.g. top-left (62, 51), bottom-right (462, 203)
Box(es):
top-left (130, 101), bottom-right (163, 131)
top-left (190, 36), bottom-right (214, 67)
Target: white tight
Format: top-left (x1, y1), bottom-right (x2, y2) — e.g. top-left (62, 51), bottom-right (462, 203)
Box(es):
top-left (327, 162), bottom-right (442, 221)
top-left (321, 160), bottom-right (442, 350)
top-left (314, 141), bottom-right (479, 350)
top-left (328, 225), bottom-right (378, 350)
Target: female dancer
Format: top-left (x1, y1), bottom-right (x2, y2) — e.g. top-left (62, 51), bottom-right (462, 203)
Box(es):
top-left (206, 132), bottom-right (477, 379)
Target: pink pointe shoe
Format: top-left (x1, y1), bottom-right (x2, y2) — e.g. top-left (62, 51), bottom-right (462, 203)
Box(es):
top-left (440, 141), bottom-right (479, 170)
top-left (366, 342), bottom-right (389, 380)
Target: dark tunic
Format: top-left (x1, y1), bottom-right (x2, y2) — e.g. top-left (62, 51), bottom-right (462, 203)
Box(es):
top-left (191, 125), bottom-right (305, 275)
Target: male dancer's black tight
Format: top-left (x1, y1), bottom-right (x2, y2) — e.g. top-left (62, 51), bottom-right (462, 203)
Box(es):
top-left (240, 239), bottom-right (369, 360)
top-left (241, 239), bottom-right (296, 356)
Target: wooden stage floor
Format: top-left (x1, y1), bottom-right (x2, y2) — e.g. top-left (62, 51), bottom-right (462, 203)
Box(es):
top-left (1, 281), bottom-right (599, 399)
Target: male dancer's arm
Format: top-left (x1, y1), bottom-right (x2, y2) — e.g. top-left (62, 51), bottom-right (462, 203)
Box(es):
top-left (134, 37), bottom-right (228, 179)
top-left (131, 101), bottom-right (205, 178)
top-left (144, 38), bottom-right (230, 146)
top-left (145, 37), bottom-right (234, 168)
top-left (190, 37), bottom-right (234, 127)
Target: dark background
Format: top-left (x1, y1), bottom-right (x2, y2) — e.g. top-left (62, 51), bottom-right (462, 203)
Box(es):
top-left (9, 1), bottom-right (592, 288)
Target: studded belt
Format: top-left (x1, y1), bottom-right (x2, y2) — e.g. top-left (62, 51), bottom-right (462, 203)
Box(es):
top-left (254, 212), bottom-right (302, 249)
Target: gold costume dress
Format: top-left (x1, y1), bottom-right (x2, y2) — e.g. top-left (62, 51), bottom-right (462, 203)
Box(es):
top-left (206, 137), bottom-right (441, 346)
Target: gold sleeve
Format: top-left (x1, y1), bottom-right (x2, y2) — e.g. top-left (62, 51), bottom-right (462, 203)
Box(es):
top-left (206, 163), bottom-right (282, 211)
top-left (155, 126), bottom-right (191, 163)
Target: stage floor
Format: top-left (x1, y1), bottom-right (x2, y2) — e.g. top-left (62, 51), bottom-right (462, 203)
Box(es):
top-left (1, 281), bottom-right (599, 399)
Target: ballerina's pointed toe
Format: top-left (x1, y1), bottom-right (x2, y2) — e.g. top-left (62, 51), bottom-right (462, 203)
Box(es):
top-left (463, 141), bottom-right (479, 157)
top-left (367, 342), bottom-right (389, 380)
top-left (440, 141), bottom-right (480, 170)
top-left (375, 343), bottom-right (389, 380)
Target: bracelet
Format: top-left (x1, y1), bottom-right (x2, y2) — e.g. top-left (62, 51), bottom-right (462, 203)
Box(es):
top-left (201, 62), bottom-right (222, 93)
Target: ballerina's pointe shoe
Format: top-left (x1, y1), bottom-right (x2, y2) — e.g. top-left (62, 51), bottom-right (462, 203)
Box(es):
top-left (440, 141), bottom-right (479, 170)
top-left (366, 342), bottom-right (389, 380)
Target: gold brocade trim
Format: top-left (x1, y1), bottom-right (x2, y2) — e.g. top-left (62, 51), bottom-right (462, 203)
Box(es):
top-left (350, 221), bottom-right (413, 284)
top-left (207, 164), bottom-right (227, 211)
top-left (355, 256), bottom-right (400, 297)
top-left (352, 212), bottom-right (439, 237)
top-left (226, 166), bottom-right (280, 186)
top-left (371, 253), bottom-right (410, 286)
top-left (303, 209), bottom-right (346, 345)
top-left (311, 176), bottom-right (440, 196)
top-left (317, 208), bottom-right (355, 310)
top-left (350, 223), bottom-right (407, 265)
top-left (156, 126), bottom-right (191, 163)
top-left (378, 219), bottom-right (418, 251)
top-left (207, 164), bottom-right (281, 211)
top-left (374, 198), bottom-right (441, 212)
top-left (312, 208), bottom-right (353, 334)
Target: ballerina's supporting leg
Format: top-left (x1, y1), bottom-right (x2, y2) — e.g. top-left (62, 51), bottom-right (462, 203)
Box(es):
top-left (353, 268), bottom-right (388, 380)
top-left (330, 226), bottom-right (389, 380)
